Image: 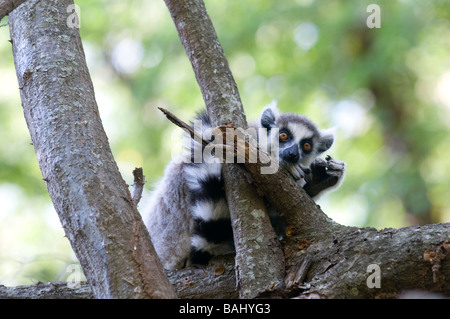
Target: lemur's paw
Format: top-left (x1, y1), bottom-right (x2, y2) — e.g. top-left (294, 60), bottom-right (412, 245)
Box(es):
top-left (324, 155), bottom-right (345, 178)
top-left (288, 163), bottom-right (311, 181)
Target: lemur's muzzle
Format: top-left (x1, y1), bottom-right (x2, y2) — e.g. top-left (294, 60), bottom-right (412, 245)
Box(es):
top-left (282, 144), bottom-right (299, 163)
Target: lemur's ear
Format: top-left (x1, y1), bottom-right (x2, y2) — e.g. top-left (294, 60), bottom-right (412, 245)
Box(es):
top-left (260, 100), bottom-right (280, 129)
top-left (316, 128), bottom-right (335, 153)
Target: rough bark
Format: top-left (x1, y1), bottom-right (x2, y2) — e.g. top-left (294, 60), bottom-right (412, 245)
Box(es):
top-left (0, 282), bottom-right (94, 299)
top-left (8, 0), bottom-right (176, 299)
top-left (164, 0), bottom-right (285, 298)
top-left (1, 223), bottom-right (448, 299)
top-left (175, 224), bottom-right (450, 298)
top-left (302, 224), bottom-right (450, 298)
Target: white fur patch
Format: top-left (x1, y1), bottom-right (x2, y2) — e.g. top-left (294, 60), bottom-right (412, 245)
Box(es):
top-left (183, 162), bottom-right (222, 191)
top-left (265, 100), bottom-right (280, 116)
top-left (191, 235), bottom-right (234, 255)
top-left (287, 122), bottom-right (314, 144)
top-left (192, 199), bottom-right (229, 221)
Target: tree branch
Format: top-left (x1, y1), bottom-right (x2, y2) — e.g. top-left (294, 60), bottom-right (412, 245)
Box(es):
top-left (9, 0), bottom-right (176, 299)
top-left (0, 0), bottom-right (30, 22)
top-left (164, 0), bottom-right (285, 298)
top-left (160, 0), bottom-right (339, 281)
top-left (0, 282), bottom-right (94, 299)
top-left (1, 223), bottom-right (448, 299)
top-left (132, 167), bottom-right (146, 206)
top-left (158, 107), bottom-right (209, 148)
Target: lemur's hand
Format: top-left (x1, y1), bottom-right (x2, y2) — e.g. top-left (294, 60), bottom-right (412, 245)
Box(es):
top-left (287, 163), bottom-right (311, 181)
top-left (303, 155), bottom-right (345, 199)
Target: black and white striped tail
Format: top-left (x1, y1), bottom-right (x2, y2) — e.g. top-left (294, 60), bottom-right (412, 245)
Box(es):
top-left (183, 111), bottom-right (234, 265)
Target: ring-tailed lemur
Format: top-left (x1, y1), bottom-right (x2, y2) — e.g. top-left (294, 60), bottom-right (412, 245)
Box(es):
top-left (142, 101), bottom-right (345, 270)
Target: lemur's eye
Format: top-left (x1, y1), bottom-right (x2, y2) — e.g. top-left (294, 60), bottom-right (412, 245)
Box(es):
top-left (279, 132), bottom-right (289, 141)
top-left (302, 142), bottom-right (312, 152)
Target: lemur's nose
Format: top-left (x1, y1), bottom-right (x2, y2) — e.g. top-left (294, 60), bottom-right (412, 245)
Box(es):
top-left (283, 144), bottom-right (299, 163)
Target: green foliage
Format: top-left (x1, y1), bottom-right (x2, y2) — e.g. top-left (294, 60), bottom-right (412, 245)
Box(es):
top-left (1, 0), bottom-right (449, 285)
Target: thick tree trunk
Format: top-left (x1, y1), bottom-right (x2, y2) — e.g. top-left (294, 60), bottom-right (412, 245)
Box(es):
top-left (8, 0), bottom-right (176, 299)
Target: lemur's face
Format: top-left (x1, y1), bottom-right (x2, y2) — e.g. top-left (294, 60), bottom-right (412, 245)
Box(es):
top-left (259, 102), bottom-right (334, 180)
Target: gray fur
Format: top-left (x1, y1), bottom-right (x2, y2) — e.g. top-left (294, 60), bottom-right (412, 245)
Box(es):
top-left (142, 154), bottom-right (194, 269)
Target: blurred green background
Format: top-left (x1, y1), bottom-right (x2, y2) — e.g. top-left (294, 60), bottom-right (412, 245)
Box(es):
top-left (1, 0), bottom-right (449, 286)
